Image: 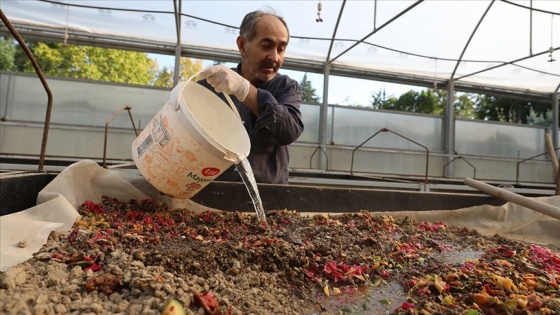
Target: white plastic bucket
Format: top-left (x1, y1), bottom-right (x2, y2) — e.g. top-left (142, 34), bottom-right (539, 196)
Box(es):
top-left (131, 77), bottom-right (250, 199)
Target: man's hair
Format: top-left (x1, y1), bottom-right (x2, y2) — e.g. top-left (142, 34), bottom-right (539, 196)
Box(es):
top-left (239, 10), bottom-right (289, 43)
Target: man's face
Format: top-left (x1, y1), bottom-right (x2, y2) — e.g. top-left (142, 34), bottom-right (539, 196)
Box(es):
top-left (238, 15), bottom-right (289, 84)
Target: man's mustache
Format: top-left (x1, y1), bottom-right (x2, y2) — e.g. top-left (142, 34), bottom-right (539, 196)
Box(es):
top-left (260, 61), bottom-right (278, 68)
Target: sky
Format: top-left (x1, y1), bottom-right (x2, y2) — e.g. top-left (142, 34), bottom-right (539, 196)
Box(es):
top-left (149, 53), bottom-right (423, 106)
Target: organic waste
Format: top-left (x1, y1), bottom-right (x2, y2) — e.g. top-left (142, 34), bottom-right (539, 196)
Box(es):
top-left (1, 195), bottom-right (559, 314)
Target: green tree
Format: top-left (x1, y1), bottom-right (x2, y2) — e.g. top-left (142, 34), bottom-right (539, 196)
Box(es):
top-left (14, 42), bottom-right (158, 85)
top-left (176, 58), bottom-right (204, 83)
top-left (473, 95), bottom-right (550, 124)
top-left (454, 93), bottom-right (477, 119)
top-left (370, 88), bottom-right (393, 109)
top-left (299, 73), bottom-right (321, 104)
top-left (373, 89), bottom-right (442, 114)
top-left (0, 37), bottom-right (16, 71)
top-left (153, 66), bottom-right (174, 88)
top-left (152, 58), bottom-right (204, 88)
top-left (427, 90), bottom-right (476, 118)
top-left (367, 87), bottom-right (553, 124)
top-left (526, 109), bottom-right (552, 127)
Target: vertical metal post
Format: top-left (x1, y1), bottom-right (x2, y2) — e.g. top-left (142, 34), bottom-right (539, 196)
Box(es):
top-left (444, 80), bottom-right (455, 177)
top-left (318, 63), bottom-right (330, 170)
top-left (1, 73), bottom-right (14, 119)
top-left (172, 0), bottom-right (182, 87)
top-left (554, 92), bottom-right (559, 195)
top-left (553, 92), bottom-right (559, 149)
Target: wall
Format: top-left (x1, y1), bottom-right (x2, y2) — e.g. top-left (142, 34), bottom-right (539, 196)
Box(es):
top-left (0, 72), bottom-right (554, 184)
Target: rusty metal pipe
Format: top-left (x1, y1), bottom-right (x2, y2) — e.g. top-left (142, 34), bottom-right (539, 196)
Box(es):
top-left (103, 106), bottom-right (137, 168)
top-left (0, 9), bottom-right (52, 172)
top-left (351, 128), bottom-right (430, 185)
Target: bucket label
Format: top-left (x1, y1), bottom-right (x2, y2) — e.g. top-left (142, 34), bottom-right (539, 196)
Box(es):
top-left (202, 167), bottom-right (220, 177)
top-left (152, 114), bottom-right (171, 146)
top-left (136, 134), bottom-right (154, 158)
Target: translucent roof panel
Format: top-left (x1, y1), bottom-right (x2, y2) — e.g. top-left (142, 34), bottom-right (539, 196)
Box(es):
top-left (1, 0), bottom-right (559, 95)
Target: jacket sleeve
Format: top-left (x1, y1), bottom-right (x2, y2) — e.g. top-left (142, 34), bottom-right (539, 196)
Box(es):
top-left (253, 78), bottom-right (304, 146)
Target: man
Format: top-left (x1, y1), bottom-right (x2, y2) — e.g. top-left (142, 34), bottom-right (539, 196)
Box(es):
top-left (198, 10), bottom-right (304, 184)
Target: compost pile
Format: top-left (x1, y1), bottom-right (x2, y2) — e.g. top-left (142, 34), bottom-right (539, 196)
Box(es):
top-left (1, 196), bottom-right (560, 315)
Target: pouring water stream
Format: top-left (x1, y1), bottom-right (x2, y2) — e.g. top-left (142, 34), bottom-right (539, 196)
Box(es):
top-left (235, 158), bottom-right (268, 227)
top-left (221, 92), bottom-right (268, 228)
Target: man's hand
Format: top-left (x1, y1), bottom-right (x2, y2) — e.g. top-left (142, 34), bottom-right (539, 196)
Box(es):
top-left (198, 65), bottom-right (250, 102)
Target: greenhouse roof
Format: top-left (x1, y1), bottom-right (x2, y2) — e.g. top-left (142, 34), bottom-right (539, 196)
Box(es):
top-left (1, 0), bottom-right (559, 101)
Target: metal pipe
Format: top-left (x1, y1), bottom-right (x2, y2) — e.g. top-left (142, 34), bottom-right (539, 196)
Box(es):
top-left (172, 0), bottom-right (182, 87)
top-left (318, 64), bottom-right (330, 170)
top-left (0, 9), bottom-right (52, 172)
top-left (309, 145), bottom-right (328, 170)
top-left (325, 0), bottom-right (346, 63)
top-left (444, 80), bottom-right (455, 177)
top-left (553, 91), bottom-right (559, 149)
top-left (516, 148), bottom-right (558, 185)
top-left (351, 128), bottom-right (430, 185)
top-left (442, 156), bottom-right (476, 179)
top-left (529, 0), bottom-right (533, 55)
top-left (451, 0), bottom-right (495, 79)
top-left (103, 106), bottom-right (137, 168)
top-left (329, 0), bottom-right (423, 64)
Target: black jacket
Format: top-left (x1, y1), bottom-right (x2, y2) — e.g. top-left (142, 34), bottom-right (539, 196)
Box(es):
top-left (198, 64), bottom-right (304, 184)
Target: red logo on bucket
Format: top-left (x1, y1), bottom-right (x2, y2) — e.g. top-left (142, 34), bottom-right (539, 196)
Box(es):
top-left (202, 167), bottom-right (220, 177)
top-left (186, 182), bottom-right (201, 190)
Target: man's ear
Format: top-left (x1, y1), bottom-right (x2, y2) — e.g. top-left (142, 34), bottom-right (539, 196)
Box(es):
top-left (236, 36), bottom-right (246, 56)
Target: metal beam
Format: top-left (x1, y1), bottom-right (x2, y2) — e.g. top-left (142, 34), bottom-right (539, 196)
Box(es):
top-left (451, 1), bottom-right (495, 79)
top-left (553, 92), bottom-right (559, 149)
top-left (325, 0), bottom-right (346, 63)
top-left (318, 64), bottom-right (330, 170)
top-left (172, 0), bottom-right (182, 86)
top-left (329, 0), bottom-right (423, 64)
top-left (444, 80), bottom-right (455, 177)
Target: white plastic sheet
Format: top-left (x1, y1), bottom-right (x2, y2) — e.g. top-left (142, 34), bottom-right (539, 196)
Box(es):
top-left (1, 159), bottom-right (558, 272)
top-left (367, 199), bottom-right (560, 246)
top-left (0, 160), bottom-right (214, 272)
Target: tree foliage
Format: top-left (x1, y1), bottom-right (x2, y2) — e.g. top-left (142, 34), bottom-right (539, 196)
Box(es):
top-left (472, 95), bottom-right (550, 124)
top-left (0, 37), bottom-right (17, 71)
top-left (527, 109), bottom-right (552, 127)
top-left (13, 42), bottom-right (158, 85)
top-left (371, 89), bottom-right (444, 115)
top-left (152, 58), bottom-right (204, 88)
top-left (1, 39), bottom-right (203, 87)
top-left (299, 73), bottom-right (321, 104)
top-left (369, 86), bottom-right (552, 126)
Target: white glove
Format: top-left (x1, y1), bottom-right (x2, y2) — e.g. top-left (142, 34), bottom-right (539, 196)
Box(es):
top-left (198, 65), bottom-right (250, 102)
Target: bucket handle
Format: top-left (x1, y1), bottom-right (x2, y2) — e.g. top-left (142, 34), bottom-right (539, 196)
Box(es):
top-left (181, 71), bottom-right (242, 120)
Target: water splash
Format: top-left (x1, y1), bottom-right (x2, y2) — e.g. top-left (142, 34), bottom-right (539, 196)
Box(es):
top-left (312, 281), bottom-right (406, 314)
top-left (235, 158), bottom-right (267, 226)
